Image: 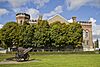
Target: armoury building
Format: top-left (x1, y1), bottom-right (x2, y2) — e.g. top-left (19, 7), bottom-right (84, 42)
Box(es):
top-left (16, 13), bottom-right (94, 51)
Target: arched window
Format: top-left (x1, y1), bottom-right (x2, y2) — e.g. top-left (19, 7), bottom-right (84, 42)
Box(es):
top-left (20, 20), bottom-right (22, 24)
top-left (85, 30), bottom-right (89, 38)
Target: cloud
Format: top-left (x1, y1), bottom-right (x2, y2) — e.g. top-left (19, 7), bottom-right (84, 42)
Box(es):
top-left (33, 0), bottom-right (50, 9)
top-left (88, 0), bottom-right (100, 8)
top-left (89, 18), bottom-right (96, 26)
top-left (66, 0), bottom-right (100, 10)
top-left (0, 0), bottom-right (6, 2)
top-left (66, 0), bottom-right (89, 10)
top-left (0, 8), bottom-right (9, 16)
top-left (68, 19), bottom-right (73, 23)
top-left (0, 24), bottom-right (3, 29)
top-left (88, 18), bottom-right (100, 41)
top-left (26, 8), bottom-right (40, 19)
top-left (13, 7), bottom-right (29, 13)
top-left (0, 0), bottom-right (28, 8)
top-left (0, 0), bottom-right (50, 8)
top-left (92, 24), bottom-right (100, 41)
top-left (8, 0), bottom-right (27, 8)
top-left (43, 6), bottom-right (63, 19)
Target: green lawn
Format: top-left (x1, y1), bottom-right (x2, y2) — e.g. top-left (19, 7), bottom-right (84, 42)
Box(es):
top-left (0, 54), bottom-right (100, 67)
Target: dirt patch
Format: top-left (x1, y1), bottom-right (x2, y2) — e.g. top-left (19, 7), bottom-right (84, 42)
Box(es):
top-left (0, 59), bottom-right (40, 64)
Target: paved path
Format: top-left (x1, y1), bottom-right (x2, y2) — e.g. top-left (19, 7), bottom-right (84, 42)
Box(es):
top-left (0, 60), bottom-right (40, 64)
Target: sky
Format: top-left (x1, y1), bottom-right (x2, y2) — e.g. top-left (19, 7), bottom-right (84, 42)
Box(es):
top-left (0, 0), bottom-right (100, 41)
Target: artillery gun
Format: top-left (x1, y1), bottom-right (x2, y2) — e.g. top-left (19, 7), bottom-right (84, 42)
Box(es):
top-left (15, 47), bottom-right (32, 62)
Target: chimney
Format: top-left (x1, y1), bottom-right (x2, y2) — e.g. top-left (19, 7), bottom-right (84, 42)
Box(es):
top-left (72, 16), bottom-right (76, 22)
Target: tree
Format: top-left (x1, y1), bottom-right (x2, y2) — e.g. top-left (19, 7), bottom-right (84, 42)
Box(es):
top-left (67, 23), bottom-right (83, 49)
top-left (0, 22), bottom-right (18, 48)
top-left (50, 21), bottom-right (69, 50)
top-left (33, 20), bottom-right (50, 49)
top-left (49, 21), bottom-right (83, 50)
top-left (0, 20), bottom-right (83, 51)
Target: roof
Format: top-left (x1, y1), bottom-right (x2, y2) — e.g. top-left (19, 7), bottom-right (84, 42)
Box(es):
top-left (16, 13), bottom-right (30, 18)
top-left (48, 14), bottom-right (68, 24)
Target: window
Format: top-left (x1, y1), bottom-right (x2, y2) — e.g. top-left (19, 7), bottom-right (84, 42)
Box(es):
top-left (86, 32), bottom-right (88, 37)
top-left (85, 30), bottom-right (89, 38)
top-left (20, 20), bottom-right (22, 24)
top-left (86, 40), bottom-right (88, 45)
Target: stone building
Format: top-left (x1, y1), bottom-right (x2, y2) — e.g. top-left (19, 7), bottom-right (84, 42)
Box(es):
top-left (79, 21), bottom-right (93, 51)
top-left (16, 13), bottom-right (30, 25)
top-left (16, 13), bottom-right (94, 51)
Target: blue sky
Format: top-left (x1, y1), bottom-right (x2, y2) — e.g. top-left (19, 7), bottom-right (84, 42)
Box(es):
top-left (0, 0), bottom-right (100, 41)
top-left (0, 0), bottom-right (100, 24)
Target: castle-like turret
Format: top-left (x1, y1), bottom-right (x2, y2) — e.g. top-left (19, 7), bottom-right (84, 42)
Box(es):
top-left (16, 13), bottom-right (30, 25)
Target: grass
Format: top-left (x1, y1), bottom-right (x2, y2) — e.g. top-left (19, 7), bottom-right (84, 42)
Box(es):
top-left (0, 53), bottom-right (100, 67)
top-left (0, 53), bottom-right (14, 62)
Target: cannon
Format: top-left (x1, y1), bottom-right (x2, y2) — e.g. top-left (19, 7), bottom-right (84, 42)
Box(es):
top-left (15, 47), bottom-right (32, 62)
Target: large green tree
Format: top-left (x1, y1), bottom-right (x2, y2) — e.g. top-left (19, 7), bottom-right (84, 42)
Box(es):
top-left (0, 21), bottom-right (83, 50)
top-left (67, 23), bottom-right (83, 49)
top-left (18, 24), bottom-right (35, 47)
top-left (33, 20), bottom-right (50, 49)
top-left (0, 22), bottom-right (18, 48)
top-left (50, 21), bottom-right (68, 49)
top-left (50, 21), bottom-right (83, 50)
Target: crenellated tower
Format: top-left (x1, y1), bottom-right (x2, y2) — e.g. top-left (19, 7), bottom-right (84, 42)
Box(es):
top-left (16, 13), bottom-right (30, 25)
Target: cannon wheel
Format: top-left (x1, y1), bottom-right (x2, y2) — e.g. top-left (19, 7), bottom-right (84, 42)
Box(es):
top-left (15, 56), bottom-right (21, 62)
top-left (23, 53), bottom-right (30, 61)
top-left (15, 53), bottom-right (23, 62)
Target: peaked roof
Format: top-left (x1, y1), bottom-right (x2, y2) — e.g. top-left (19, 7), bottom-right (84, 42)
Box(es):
top-left (48, 14), bottom-right (68, 24)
